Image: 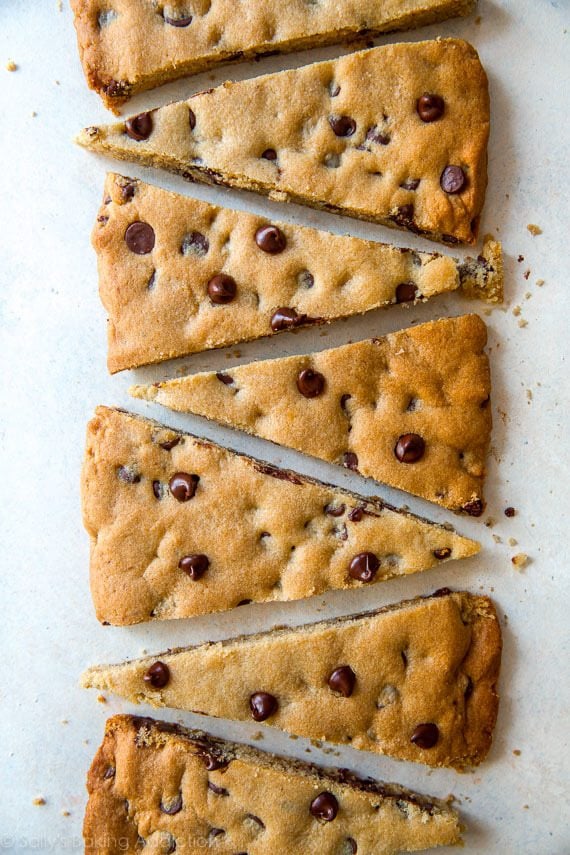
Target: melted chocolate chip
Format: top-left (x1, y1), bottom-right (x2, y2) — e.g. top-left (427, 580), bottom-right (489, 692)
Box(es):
top-left (253, 463), bottom-right (303, 484)
top-left (270, 306), bottom-right (304, 331)
top-left (201, 753), bottom-right (228, 772)
top-left (121, 182), bottom-right (136, 201)
top-left (340, 394), bottom-right (352, 411)
top-left (395, 282), bottom-right (417, 303)
top-left (297, 270), bottom-right (314, 289)
top-left (343, 452), bottom-right (359, 471)
top-left (394, 433), bottom-right (425, 463)
top-left (208, 781), bottom-right (229, 796)
top-left (216, 372), bottom-right (234, 385)
top-left (365, 126), bottom-right (390, 145)
top-left (249, 692), bottom-right (278, 721)
top-left (169, 472), bottom-right (199, 501)
top-left (255, 225), bottom-right (287, 254)
top-left (125, 112), bottom-right (153, 141)
top-left (329, 115), bottom-right (356, 137)
top-left (325, 503), bottom-right (345, 517)
top-left (189, 108), bottom-right (196, 130)
top-left (410, 722), bottom-right (439, 749)
top-left (103, 766), bottom-right (116, 780)
top-left (117, 465), bottom-right (140, 484)
top-left (208, 273), bottom-right (237, 304)
top-left (163, 13), bottom-right (193, 26)
top-left (310, 792), bottom-right (339, 821)
top-left (463, 498), bottom-right (483, 517)
top-left (349, 552), bottom-right (379, 582)
top-left (182, 231), bottom-right (209, 257)
top-left (440, 165), bottom-right (466, 194)
top-left (125, 221), bottom-right (155, 254)
top-left (179, 553), bottom-right (209, 579)
top-left (160, 436), bottom-right (181, 451)
top-left (328, 666), bottom-right (356, 697)
top-left (400, 178), bottom-right (420, 191)
top-left (297, 368), bottom-right (325, 398)
top-left (261, 148), bottom-right (277, 160)
top-left (433, 547), bottom-right (452, 560)
top-left (245, 814), bottom-right (265, 829)
top-left (143, 661), bottom-right (170, 689)
top-left (160, 792), bottom-right (183, 815)
top-left (152, 480), bottom-right (163, 500)
top-left (348, 507), bottom-right (364, 522)
top-left (416, 94), bottom-right (445, 123)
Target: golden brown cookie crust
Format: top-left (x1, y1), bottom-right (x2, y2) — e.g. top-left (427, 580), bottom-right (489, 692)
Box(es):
top-left (82, 591), bottom-right (502, 770)
top-left (84, 715), bottom-right (463, 854)
top-left (83, 406), bottom-right (478, 625)
top-left (131, 315), bottom-right (492, 513)
top-left (77, 39), bottom-right (489, 244)
top-left (71, 0), bottom-right (476, 111)
top-left (95, 173), bottom-right (502, 373)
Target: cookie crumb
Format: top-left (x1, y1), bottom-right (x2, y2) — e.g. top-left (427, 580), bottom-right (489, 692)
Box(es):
top-left (62, 809), bottom-right (71, 817)
top-left (518, 318), bottom-right (528, 328)
top-left (33, 797), bottom-right (46, 806)
top-left (492, 534), bottom-right (502, 544)
top-left (536, 278), bottom-right (545, 287)
top-left (504, 506), bottom-right (516, 518)
top-left (475, 15), bottom-right (482, 23)
top-left (513, 749), bottom-right (521, 756)
top-left (523, 269), bottom-right (530, 280)
top-left (526, 389), bottom-right (533, 401)
top-left (251, 731), bottom-right (263, 741)
top-left (57, 0), bottom-right (63, 10)
top-left (97, 694), bottom-right (107, 704)
top-left (517, 255), bottom-right (524, 263)
top-left (512, 552), bottom-right (528, 569)
top-left (524, 291), bottom-right (532, 300)
top-left (61, 719), bottom-right (69, 725)
top-left (31, 111), bottom-right (37, 117)
top-left (508, 537), bottom-right (518, 546)
top-left (512, 305), bottom-right (521, 316)
top-left (527, 224), bottom-right (542, 236)
top-left (6, 60), bottom-right (18, 72)
top-left (484, 517), bottom-right (495, 528)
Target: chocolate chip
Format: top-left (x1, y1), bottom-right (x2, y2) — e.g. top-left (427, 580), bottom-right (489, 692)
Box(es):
top-left (255, 225), bottom-right (287, 254)
top-left (179, 553), bottom-right (209, 580)
top-left (163, 13), bottom-right (193, 26)
top-left (237, 599), bottom-right (252, 606)
top-left (207, 273), bottom-right (236, 304)
top-left (325, 503), bottom-right (345, 517)
top-left (349, 552), bottom-right (379, 582)
top-left (159, 436), bottom-right (181, 451)
top-left (340, 394), bottom-right (352, 411)
top-left (182, 231), bottom-right (209, 257)
top-left (410, 723), bottom-right (439, 749)
top-left (245, 814), bottom-right (265, 830)
top-left (143, 661), bottom-right (170, 689)
top-left (400, 178), bottom-right (420, 191)
top-left (463, 498), bottom-right (483, 517)
top-left (297, 270), bottom-right (314, 289)
top-left (394, 433), bottom-right (425, 463)
top-left (249, 692), bottom-right (278, 721)
top-left (201, 753), bottom-right (228, 772)
top-left (208, 829), bottom-right (225, 841)
top-left (431, 587), bottom-right (452, 597)
top-left (348, 507), bottom-right (363, 522)
top-left (160, 792), bottom-right (183, 815)
top-left (125, 112), bottom-right (153, 141)
top-left (120, 182), bottom-right (136, 201)
top-left (189, 108), bottom-right (196, 130)
top-left (297, 368), bottom-right (325, 398)
top-left (270, 307), bottom-right (304, 331)
top-left (169, 472), bottom-right (199, 501)
top-left (328, 82), bottom-right (341, 97)
top-left (343, 839), bottom-right (357, 855)
top-left (440, 165), bottom-right (466, 194)
top-left (416, 94), bottom-right (445, 123)
top-left (391, 204), bottom-right (417, 230)
top-left (343, 452), bottom-right (359, 471)
top-left (328, 666), bottom-right (356, 697)
top-left (334, 523), bottom-right (348, 541)
top-left (117, 465), bottom-right (140, 484)
top-left (395, 282), bottom-right (417, 303)
top-left (152, 480), bottom-right (163, 500)
top-left (310, 792), bottom-right (339, 822)
top-left (433, 547), bottom-right (452, 560)
top-left (329, 115), bottom-right (356, 137)
top-left (208, 781), bottom-right (229, 796)
top-left (261, 148), bottom-right (277, 160)
top-left (103, 766), bottom-right (116, 780)
top-left (125, 221), bottom-right (155, 254)
top-left (216, 372), bottom-right (234, 385)
top-left (504, 506), bottom-right (516, 518)
top-left (365, 126), bottom-right (390, 145)
top-left (464, 676), bottom-right (474, 699)
top-left (147, 271), bottom-right (157, 290)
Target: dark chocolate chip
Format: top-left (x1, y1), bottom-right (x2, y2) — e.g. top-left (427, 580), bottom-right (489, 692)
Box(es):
top-left (440, 165), bottom-right (466, 194)
top-left (120, 182), bottom-right (136, 201)
top-left (504, 506), bottom-right (516, 518)
top-left (329, 115), bottom-right (356, 137)
top-left (416, 94), bottom-right (445, 123)
top-left (159, 436), bottom-right (181, 451)
top-left (169, 472), bottom-right (199, 501)
top-left (249, 692), bottom-right (278, 721)
top-left (431, 587), bottom-right (452, 597)
top-left (365, 126), bottom-right (390, 145)
top-left (208, 781), bottom-right (229, 796)
top-left (201, 753), bottom-right (228, 772)
top-left (117, 465), bottom-right (140, 484)
top-left (270, 306), bottom-right (304, 331)
top-left (464, 676), bottom-right (474, 699)
top-left (433, 547), bottom-right (452, 560)
top-left (163, 13), bottom-right (193, 27)
top-left (245, 814), bottom-right (265, 829)
top-left (410, 723), bottom-right (439, 749)
top-left (152, 480), bottom-right (163, 500)
top-left (348, 507), bottom-right (363, 522)
top-left (207, 273), bottom-right (237, 304)
top-left (349, 552), bottom-right (379, 582)
top-left (103, 766), bottom-right (116, 780)
top-left (310, 792), bottom-right (339, 822)
top-left (125, 221), bottom-right (155, 254)
top-left (179, 553), bottom-right (209, 580)
top-left (181, 231), bottom-right (209, 257)
top-left (208, 829), bottom-right (225, 841)
top-left (297, 368), bottom-right (325, 398)
top-left (147, 270), bottom-right (157, 290)
top-left (328, 666), bottom-right (356, 697)
top-left (189, 108), bottom-right (196, 130)
top-left (143, 661), bottom-right (170, 689)
top-left (160, 792), bottom-right (183, 815)
top-left (255, 225), bottom-right (287, 254)
top-left (400, 178), bottom-right (420, 191)
top-left (325, 503), bottom-right (345, 517)
top-left (391, 204), bottom-right (417, 230)
top-left (340, 394), bottom-right (352, 411)
top-left (261, 148), bottom-right (277, 161)
top-left (297, 270), bottom-right (314, 289)
top-left (329, 82), bottom-right (341, 97)
top-left (216, 372), bottom-right (234, 385)
top-left (343, 452), bottom-right (359, 471)
top-left (463, 498), bottom-right (484, 517)
top-left (237, 599), bottom-right (253, 606)
top-left (394, 433), bottom-right (425, 463)
top-left (125, 112), bottom-right (153, 141)
top-left (344, 839), bottom-right (358, 854)
top-left (395, 282), bottom-right (417, 303)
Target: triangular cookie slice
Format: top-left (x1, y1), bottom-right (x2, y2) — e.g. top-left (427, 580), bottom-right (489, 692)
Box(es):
top-left (132, 315), bottom-right (491, 514)
top-left (72, 0), bottom-right (476, 112)
top-left (83, 406), bottom-right (478, 625)
top-left (77, 39), bottom-right (489, 245)
top-left (85, 715), bottom-right (463, 854)
top-left (97, 173), bottom-right (502, 373)
top-left (82, 590), bottom-right (502, 770)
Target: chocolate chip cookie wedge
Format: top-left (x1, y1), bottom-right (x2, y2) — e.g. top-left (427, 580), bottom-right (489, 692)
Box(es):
top-left (85, 716), bottom-right (463, 854)
top-left (72, 0), bottom-right (477, 113)
top-left (82, 590), bottom-right (502, 769)
top-left (77, 39), bottom-right (489, 245)
top-left (97, 173), bottom-right (503, 373)
top-left (83, 407), bottom-right (478, 625)
top-left (131, 314), bottom-right (492, 515)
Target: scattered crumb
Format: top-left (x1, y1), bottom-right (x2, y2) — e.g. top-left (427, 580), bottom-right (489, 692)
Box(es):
top-left (62, 810), bottom-right (71, 817)
top-left (83, 739), bottom-right (90, 745)
top-left (251, 731), bottom-right (263, 741)
top-left (527, 224), bottom-right (542, 236)
top-left (233, 350), bottom-right (242, 357)
top-left (140, 649), bottom-right (148, 655)
top-left (475, 15), bottom-right (482, 24)
top-left (517, 255), bottom-right (524, 263)
top-left (504, 506), bottom-right (516, 518)
top-left (484, 517), bottom-right (495, 528)
top-left (525, 291), bottom-right (532, 300)
top-left (523, 804), bottom-right (529, 810)
top-left (492, 534), bottom-right (502, 544)
top-left (55, 79), bottom-right (60, 85)
top-left (523, 269), bottom-right (530, 280)
top-left (536, 278), bottom-right (545, 287)
top-left (289, 734), bottom-right (299, 740)
top-left (6, 60), bottom-right (18, 72)
top-left (518, 318), bottom-right (528, 328)
top-left (508, 537), bottom-right (518, 547)
top-left (482, 307), bottom-right (492, 316)
top-left (33, 797), bottom-right (46, 806)
top-left (57, 0), bottom-right (63, 10)
top-left (513, 749), bottom-right (521, 756)
top-left (61, 719), bottom-right (69, 725)
top-left (526, 389), bottom-right (533, 401)
top-left (31, 111), bottom-right (37, 118)
top-left (512, 305), bottom-right (521, 316)
top-left (97, 694), bottom-right (107, 704)
top-left (512, 553), bottom-right (528, 569)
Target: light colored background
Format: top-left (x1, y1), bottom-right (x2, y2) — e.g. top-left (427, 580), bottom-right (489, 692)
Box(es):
top-left (0, 0), bottom-right (568, 851)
